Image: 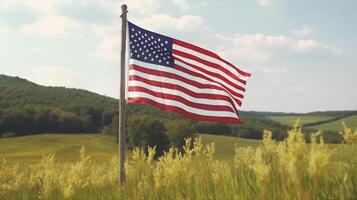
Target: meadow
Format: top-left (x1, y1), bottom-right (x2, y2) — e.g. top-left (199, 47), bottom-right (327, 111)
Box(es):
top-left (268, 115), bottom-right (333, 126)
top-left (0, 133), bottom-right (260, 163)
top-left (310, 115), bottom-right (357, 131)
top-left (1, 124), bottom-right (357, 200)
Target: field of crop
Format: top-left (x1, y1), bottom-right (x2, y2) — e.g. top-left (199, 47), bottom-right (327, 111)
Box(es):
top-left (310, 115), bottom-right (357, 132)
top-left (1, 126), bottom-right (357, 200)
top-left (268, 115), bottom-right (332, 126)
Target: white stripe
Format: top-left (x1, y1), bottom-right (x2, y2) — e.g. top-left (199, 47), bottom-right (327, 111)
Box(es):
top-left (128, 91), bottom-right (239, 118)
top-left (173, 54), bottom-right (246, 89)
top-left (128, 80), bottom-right (238, 113)
top-left (128, 65), bottom-right (242, 109)
top-left (174, 59), bottom-right (246, 97)
top-left (173, 49), bottom-right (248, 86)
top-left (173, 44), bottom-right (250, 80)
top-left (130, 59), bottom-right (245, 99)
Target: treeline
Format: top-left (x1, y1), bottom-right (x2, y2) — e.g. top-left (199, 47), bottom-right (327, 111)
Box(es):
top-left (0, 75), bottom-right (345, 144)
top-left (0, 105), bottom-right (116, 136)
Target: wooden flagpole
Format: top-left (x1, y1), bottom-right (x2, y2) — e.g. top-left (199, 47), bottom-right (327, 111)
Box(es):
top-left (119, 4), bottom-right (128, 185)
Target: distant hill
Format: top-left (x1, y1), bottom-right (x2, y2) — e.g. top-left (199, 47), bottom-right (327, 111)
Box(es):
top-left (0, 74), bottom-right (355, 143)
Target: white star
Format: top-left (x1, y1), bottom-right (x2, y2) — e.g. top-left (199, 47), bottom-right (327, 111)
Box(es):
top-left (159, 59), bottom-right (161, 63)
top-left (131, 28), bottom-right (134, 31)
top-left (158, 38), bottom-right (161, 42)
top-left (166, 62), bottom-right (169, 64)
top-left (137, 55), bottom-right (140, 58)
top-left (165, 40), bottom-right (168, 44)
top-left (144, 57), bottom-right (147, 60)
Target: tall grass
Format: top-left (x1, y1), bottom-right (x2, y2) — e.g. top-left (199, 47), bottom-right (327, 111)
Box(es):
top-left (1, 124), bottom-right (357, 200)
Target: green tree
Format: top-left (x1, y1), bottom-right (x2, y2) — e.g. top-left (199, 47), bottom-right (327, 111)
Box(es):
top-left (127, 115), bottom-right (169, 156)
top-left (165, 120), bottom-right (195, 148)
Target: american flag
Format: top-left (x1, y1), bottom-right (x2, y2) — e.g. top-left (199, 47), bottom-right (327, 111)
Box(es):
top-left (127, 22), bottom-right (251, 123)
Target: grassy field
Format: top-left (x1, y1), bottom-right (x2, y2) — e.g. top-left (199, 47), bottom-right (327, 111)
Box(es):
top-left (0, 134), bottom-right (118, 163)
top-left (268, 115), bottom-right (332, 126)
top-left (1, 128), bottom-right (357, 200)
top-left (309, 115), bottom-right (357, 132)
top-left (0, 133), bottom-right (261, 163)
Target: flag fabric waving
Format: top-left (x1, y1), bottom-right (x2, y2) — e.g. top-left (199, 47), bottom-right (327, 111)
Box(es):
top-left (127, 22), bottom-right (251, 123)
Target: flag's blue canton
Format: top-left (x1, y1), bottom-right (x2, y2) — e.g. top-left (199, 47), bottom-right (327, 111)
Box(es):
top-left (128, 22), bottom-right (174, 67)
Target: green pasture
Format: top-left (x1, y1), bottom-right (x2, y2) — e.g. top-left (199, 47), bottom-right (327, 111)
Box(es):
top-left (1, 132), bottom-right (355, 164)
top-left (309, 115), bottom-right (357, 132)
top-left (0, 133), bottom-right (261, 163)
top-left (268, 115), bottom-right (332, 126)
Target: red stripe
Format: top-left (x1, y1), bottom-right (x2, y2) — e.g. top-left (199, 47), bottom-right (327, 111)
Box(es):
top-left (129, 75), bottom-right (242, 108)
top-left (173, 39), bottom-right (251, 78)
top-left (130, 64), bottom-right (244, 101)
top-left (129, 86), bottom-right (235, 112)
top-left (128, 97), bottom-right (241, 124)
top-left (173, 56), bottom-right (246, 93)
top-left (173, 49), bottom-right (247, 85)
top-left (175, 64), bottom-right (244, 100)
top-left (173, 49), bottom-right (247, 86)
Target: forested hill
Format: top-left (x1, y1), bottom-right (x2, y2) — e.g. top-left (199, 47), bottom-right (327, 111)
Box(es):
top-left (0, 74), bottom-right (118, 135)
top-left (0, 75), bottom-right (116, 112)
top-left (0, 74), bottom-right (287, 139)
top-left (0, 74), bottom-right (354, 143)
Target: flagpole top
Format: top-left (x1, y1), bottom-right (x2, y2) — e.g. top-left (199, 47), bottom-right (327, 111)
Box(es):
top-left (121, 4), bottom-right (128, 12)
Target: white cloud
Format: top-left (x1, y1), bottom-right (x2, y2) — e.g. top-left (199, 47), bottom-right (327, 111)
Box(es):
top-left (137, 14), bottom-right (203, 33)
top-left (257, 0), bottom-right (275, 6)
top-left (0, 0), bottom-right (62, 13)
top-left (25, 66), bottom-right (84, 87)
top-left (121, 0), bottom-right (163, 15)
top-left (232, 33), bottom-right (342, 54)
top-left (0, 24), bottom-right (12, 34)
top-left (172, 0), bottom-right (189, 10)
top-left (21, 14), bottom-right (83, 37)
top-left (94, 35), bottom-right (121, 63)
top-left (29, 47), bottom-right (48, 55)
top-left (292, 26), bottom-right (314, 37)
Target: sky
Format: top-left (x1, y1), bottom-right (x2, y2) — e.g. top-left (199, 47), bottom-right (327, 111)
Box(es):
top-left (0, 0), bottom-right (356, 113)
